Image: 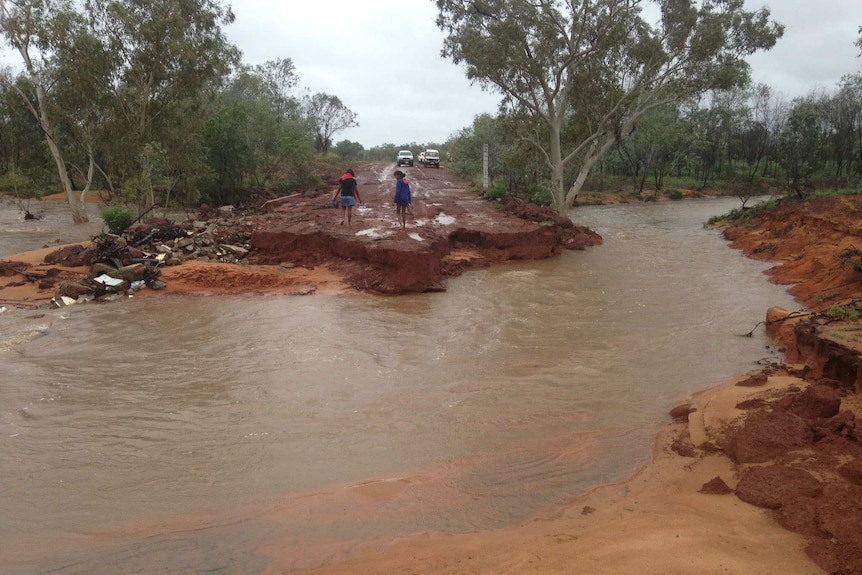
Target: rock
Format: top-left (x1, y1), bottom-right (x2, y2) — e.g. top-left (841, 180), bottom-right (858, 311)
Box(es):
top-left (669, 403), bottom-right (693, 420)
top-left (671, 437), bottom-right (697, 457)
top-left (735, 465), bottom-right (822, 509)
top-left (772, 383), bottom-right (843, 421)
top-left (106, 263), bottom-right (148, 282)
top-left (838, 457), bottom-right (862, 486)
top-left (727, 410), bottom-right (813, 464)
top-left (812, 410), bottom-right (857, 441)
top-left (57, 280), bottom-right (96, 299)
top-left (736, 398), bottom-right (769, 410)
top-left (735, 372), bottom-right (768, 387)
top-left (92, 263), bottom-right (121, 277)
top-left (794, 384), bottom-right (842, 419)
top-left (220, 244), bottom-right (249, 258)
top-left (44, 244), bottom-right (86, 267)
top-left (774, 494), bottom-right (826, 537)
top-left (699, 476), bottom-right (733, 495)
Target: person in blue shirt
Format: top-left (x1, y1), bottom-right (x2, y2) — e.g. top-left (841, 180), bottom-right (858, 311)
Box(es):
top-left (393, 170), bottom-right (411, 230)
top-left (332, 168), bottom-right (361, 226)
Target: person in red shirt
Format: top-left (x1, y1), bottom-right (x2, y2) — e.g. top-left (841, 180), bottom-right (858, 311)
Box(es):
top-left (332, 168), bottom-right (361, 226)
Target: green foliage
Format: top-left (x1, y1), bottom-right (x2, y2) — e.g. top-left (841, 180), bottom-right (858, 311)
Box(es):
top-left (838, 248), bottom-right (862, 273)
top-left (101, 207), bottom-right (135, 234)
top-left (666, 189), bottom-right (684, 200)
top-left (0, 172), bottom-right (41, 199)
top-left (779, 101), bottom-right (823, 197)
top-left (528, 182), bottom-right (554, 205)
top-left (706, 197), bottom-right (784, 226)
top-left (303, 93), bottom-right (358, 154)
top-left (334, 139), bottom-right (365, 161)
top-left (826, 305), bottom-right (862, 321)
top-left (816, 292), bottom-right (839, 303)
top-left (435, 0), bottom-right (783, 214)
top-left (811, 188), bottom-right (862, 199)
top-left (273, 173), bottom-right (325, 194)
top-left (486, 182), bottom-right (508, 201)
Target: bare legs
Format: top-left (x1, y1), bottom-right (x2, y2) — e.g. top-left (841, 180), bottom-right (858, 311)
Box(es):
top-left (340, 206), bottom-right (354, 226)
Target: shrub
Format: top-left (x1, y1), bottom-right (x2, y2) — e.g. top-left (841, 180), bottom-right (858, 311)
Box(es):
top-left (826, 305), bottom-right (862, 321)
top-left (273, 173), bottom-right (326, 194)
top-left (0, 173), bottom-right (41, 199)
top-left (101, 207), bottom-right (135, 235)
top-left (528, 182), bottom-right (554, 205)
top-left (485, 182), bottom-right (508, 201)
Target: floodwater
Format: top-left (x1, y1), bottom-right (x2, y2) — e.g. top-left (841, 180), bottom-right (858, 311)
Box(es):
top-left (0, 197), bottom-right (799, 574)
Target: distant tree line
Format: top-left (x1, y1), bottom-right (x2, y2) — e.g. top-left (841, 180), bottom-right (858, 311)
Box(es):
top-left (436, 0), bottom-right (862, 213)
top-left (0, 0), bottom-right (359, 222)
top-left (446, 76), bottom-right (862, 204)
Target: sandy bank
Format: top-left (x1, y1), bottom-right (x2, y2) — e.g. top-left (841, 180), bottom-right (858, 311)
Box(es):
top-left (289, 373), bottom-right (822, 575)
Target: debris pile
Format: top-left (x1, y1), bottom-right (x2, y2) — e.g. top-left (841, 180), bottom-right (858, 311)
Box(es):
top-left (48, 212), bottom-right (256, 307)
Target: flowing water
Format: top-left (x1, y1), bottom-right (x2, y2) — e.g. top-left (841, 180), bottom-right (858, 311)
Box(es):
top-left (0, 197), bottom-right (799, 574)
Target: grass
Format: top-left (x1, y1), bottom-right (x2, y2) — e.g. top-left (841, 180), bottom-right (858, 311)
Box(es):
top-left (826, 305), bottom-right (862, 321)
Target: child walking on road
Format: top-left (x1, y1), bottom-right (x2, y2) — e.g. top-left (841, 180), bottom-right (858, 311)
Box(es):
top-left (332, 168), bottom-right (361, 226)
top-left (393, 170), bottom-right (411, 230)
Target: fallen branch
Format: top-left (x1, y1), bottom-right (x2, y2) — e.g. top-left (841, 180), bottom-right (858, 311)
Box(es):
top-left (742, 309), bottom-right (813, 337)
top-left (14, 268), bottom-right (42, 281)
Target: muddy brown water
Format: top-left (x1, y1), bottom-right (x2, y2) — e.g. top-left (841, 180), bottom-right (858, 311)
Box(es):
top-left (0, 197), bottom-right (798, 574)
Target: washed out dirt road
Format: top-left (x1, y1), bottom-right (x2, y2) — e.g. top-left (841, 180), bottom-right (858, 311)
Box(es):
top-left (0, 162), bottom-right (601, 307)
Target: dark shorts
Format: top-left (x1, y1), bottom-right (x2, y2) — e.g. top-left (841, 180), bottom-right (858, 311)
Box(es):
top-left (395, 199), bottom-right (410, 208)
top-left (341, 196), bottom-right (356, 207)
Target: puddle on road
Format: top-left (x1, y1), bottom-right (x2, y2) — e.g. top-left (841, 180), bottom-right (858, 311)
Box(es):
top-left (434, 214), bottom-right (456, 225)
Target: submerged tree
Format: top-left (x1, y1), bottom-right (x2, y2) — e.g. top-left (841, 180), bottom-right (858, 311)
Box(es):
top-left (435, 0), bottom-right (784, 215)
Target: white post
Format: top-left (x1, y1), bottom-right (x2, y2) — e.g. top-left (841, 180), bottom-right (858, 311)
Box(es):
top-left (483, 143), bottom-right (489, 190)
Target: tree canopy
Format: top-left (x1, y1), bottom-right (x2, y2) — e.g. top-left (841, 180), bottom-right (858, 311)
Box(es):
top-left (0, 1), bottom-right (358, 222)
top-left (436, 0), bottom-right (784, 214)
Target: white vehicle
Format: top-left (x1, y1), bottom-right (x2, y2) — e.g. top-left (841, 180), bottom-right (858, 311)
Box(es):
top-left (397, 150), bottom-right (414, 166)
top-left (421, 149), bottom-right (440, 168)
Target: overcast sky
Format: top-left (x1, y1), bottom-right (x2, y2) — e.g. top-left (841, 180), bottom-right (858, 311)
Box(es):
top-left (226, 1), bottom-right (862, 149)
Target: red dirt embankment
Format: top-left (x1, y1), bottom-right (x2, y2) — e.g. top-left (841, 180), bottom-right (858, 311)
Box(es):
top-left (0, 162), bottom-right (601, 306)
top-left (249, 162), bottom-right (600, 294)
top-left (712, 194), bottom-right (862, 575)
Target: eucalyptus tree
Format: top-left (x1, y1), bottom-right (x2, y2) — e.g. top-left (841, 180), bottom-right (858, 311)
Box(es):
top-left (737, 84), bottom-right (786, 183)
top-left (257, 58), bottom-right (302, 121)
top-left (203, 61), bottom-right (314, 204)
top-left (302, 92), bottom-right (358, 154)
top-left (820, 76), bottom-right (862, 183)
top-left (82, 0), bottom-right (240, 210)
top-left (0, 74), bottom-right (53, 182)
top-left (613, 103), bottom-right (688, 195)
top-left (435, 0), bottom-right (784, 215)
top-left (0, 0), bottom-right (90, 223)
top-left (334, 139), bottom-right (365, 161)
top-left (779, 99), bottom-right (823, 197)
top-left (445, 113), bottom-right (502, 180)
